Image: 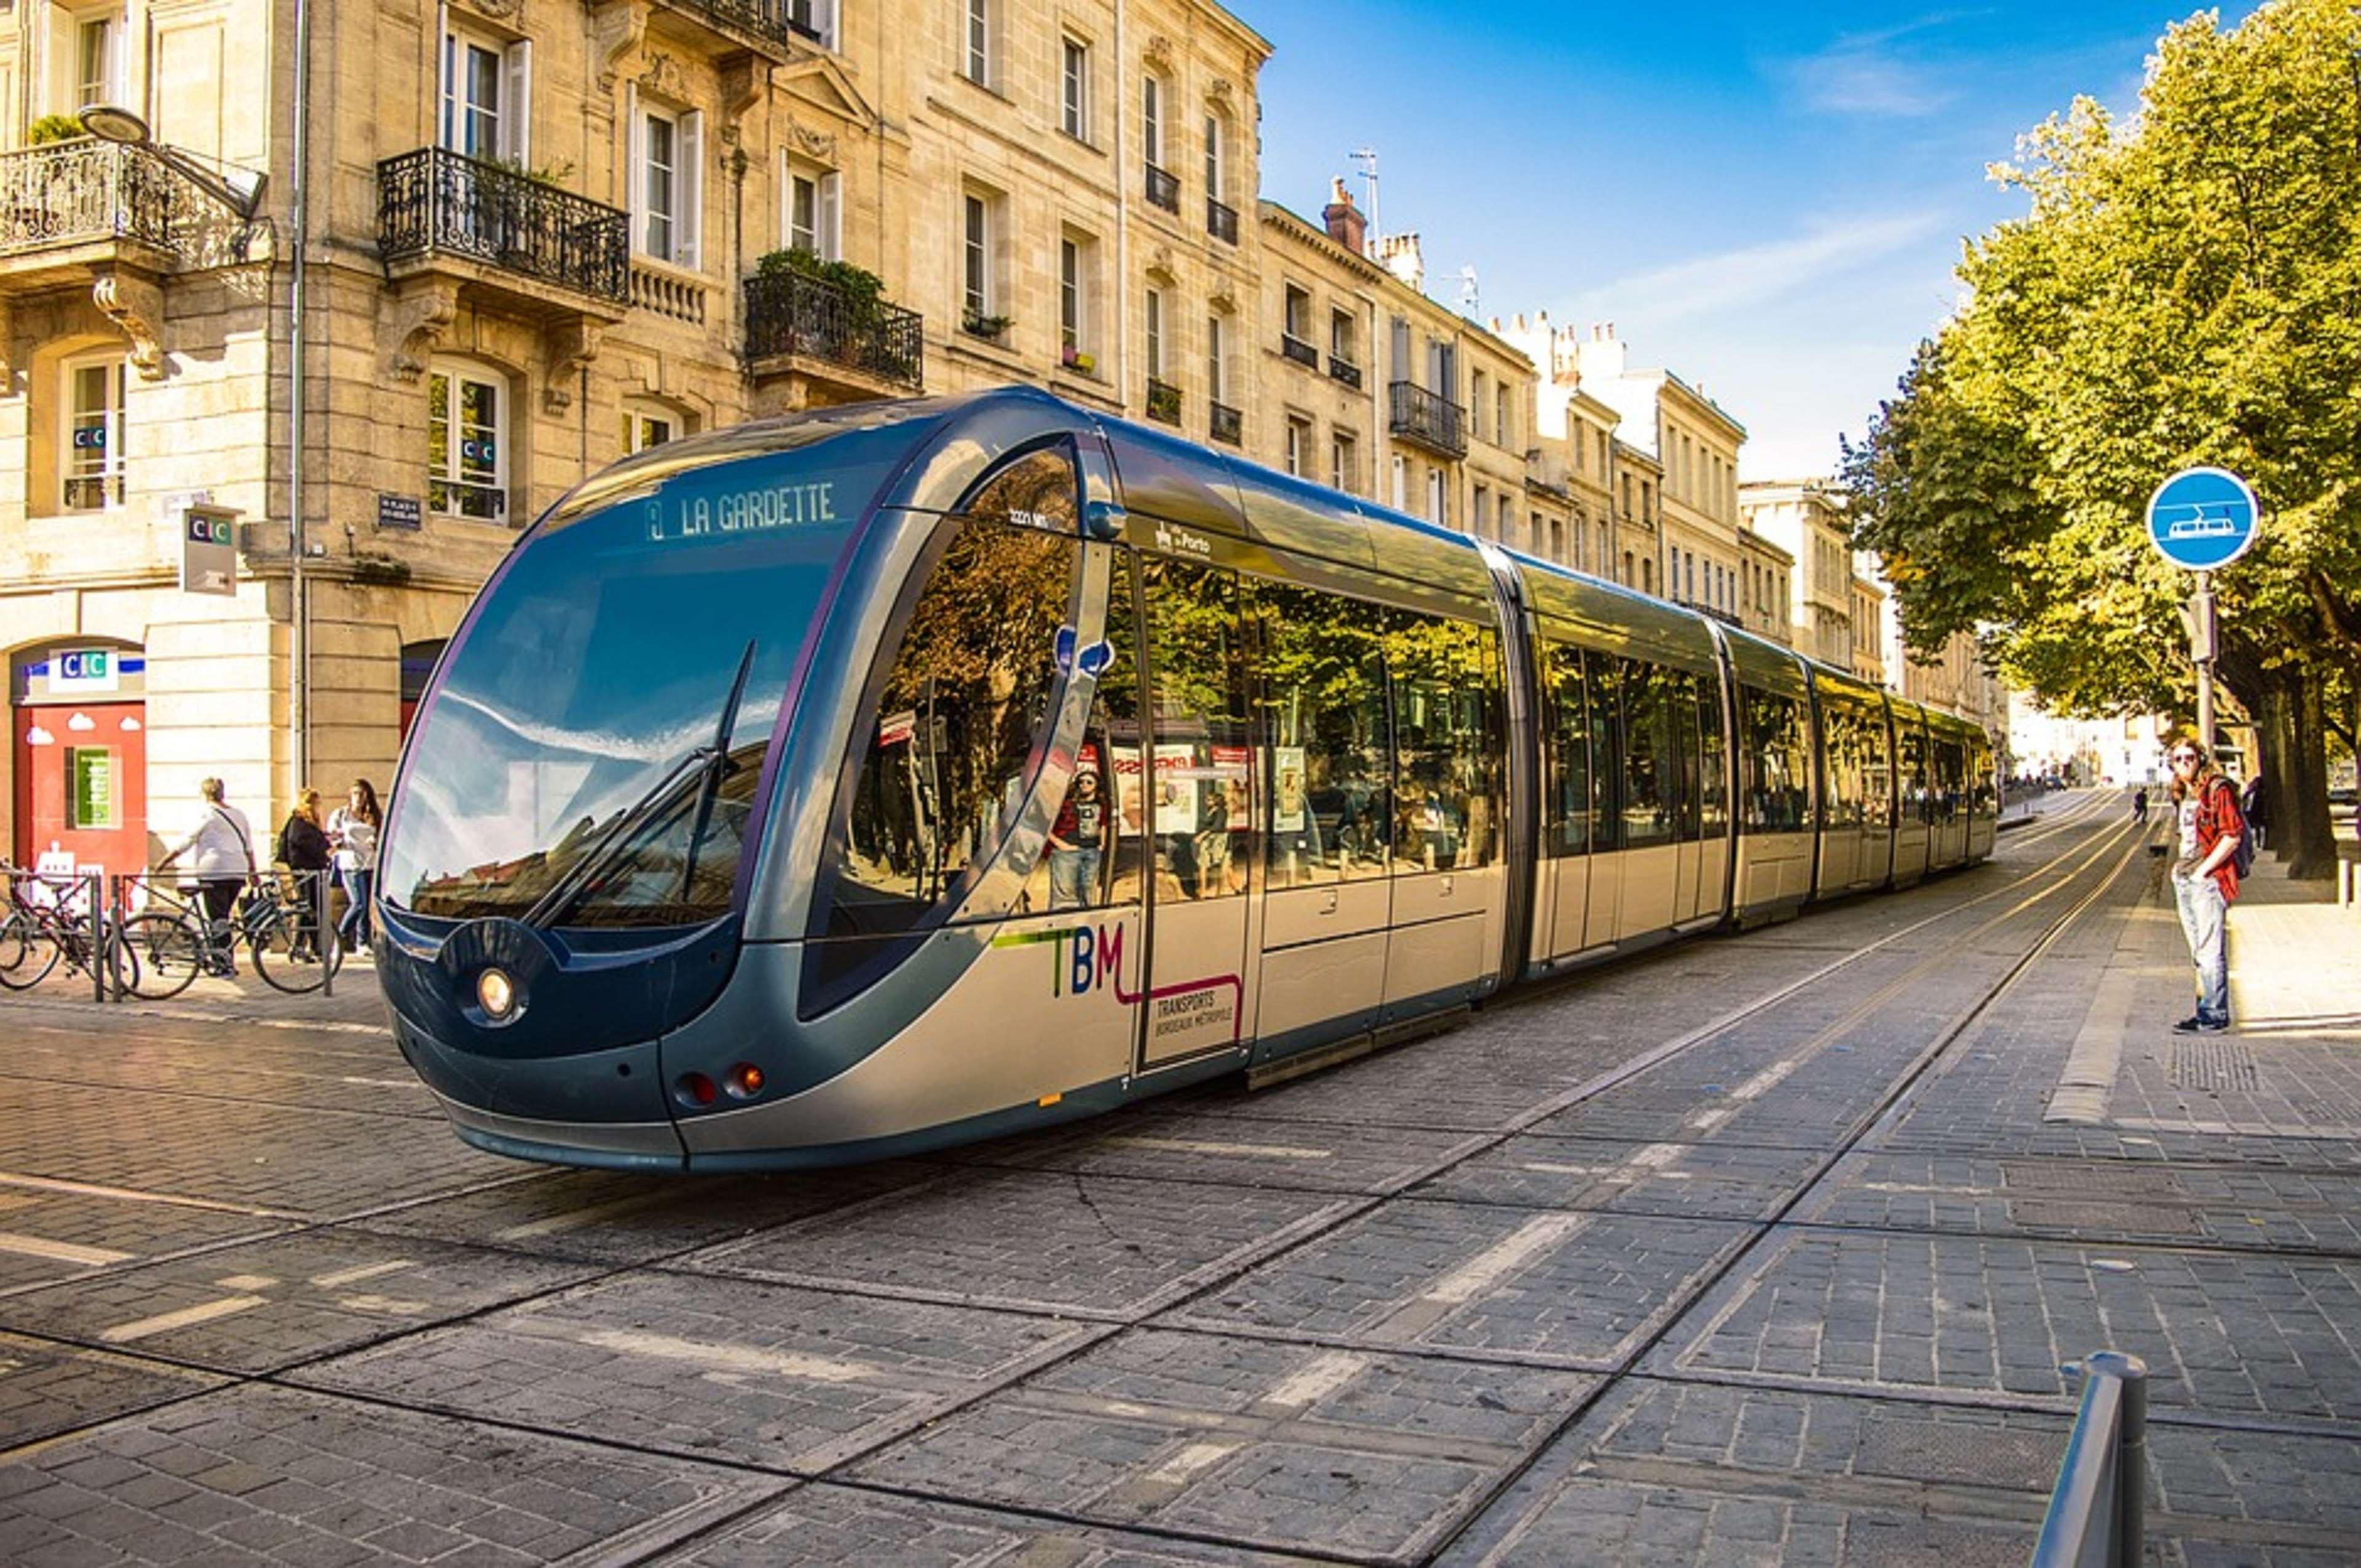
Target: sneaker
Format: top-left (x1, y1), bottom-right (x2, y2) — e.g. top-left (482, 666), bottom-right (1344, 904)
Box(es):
top-left (2172, 1014), bottom-right (2229, 1034)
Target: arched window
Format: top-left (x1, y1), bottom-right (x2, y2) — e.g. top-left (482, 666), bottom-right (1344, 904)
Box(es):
top-left (427, 358), bottom-right (509, 522)
top-left (621, 398), bottom-right (694, 455)
top-left (58, 351), bottom-right (127, 513)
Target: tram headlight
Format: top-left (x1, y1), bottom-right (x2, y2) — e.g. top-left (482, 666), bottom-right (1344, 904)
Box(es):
top-left (476, 967), bottom-right (517, 1022)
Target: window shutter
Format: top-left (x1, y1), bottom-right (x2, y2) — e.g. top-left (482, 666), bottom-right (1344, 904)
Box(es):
top-left (817, 170), bottom-right (840, 261)
top-left (624, 84), bottom-right (645, 251)
top-left (503, 39), bottom-right (532, 162)
top-left (679, 111), bottom-right (705, 269)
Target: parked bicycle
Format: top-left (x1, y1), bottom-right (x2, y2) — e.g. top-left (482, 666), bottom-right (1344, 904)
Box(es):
top-left (0, 865), bottom-right (138, 996)
top-left (113, 870), bottom-right (341, 999)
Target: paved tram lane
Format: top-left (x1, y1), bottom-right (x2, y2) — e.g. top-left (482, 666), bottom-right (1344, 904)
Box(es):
top-left (0, 790), bottom-right (2354, 1565)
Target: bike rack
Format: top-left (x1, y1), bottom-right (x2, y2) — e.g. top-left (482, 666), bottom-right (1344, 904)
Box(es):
top-left (2032, 1351), bottom-right (2148, 1568)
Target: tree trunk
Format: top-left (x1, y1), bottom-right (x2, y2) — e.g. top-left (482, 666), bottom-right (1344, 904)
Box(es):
top-left (2252, 664), bottom-right (2338, 881)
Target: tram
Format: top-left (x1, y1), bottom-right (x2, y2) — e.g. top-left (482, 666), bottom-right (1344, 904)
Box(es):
top-left (378, 387), bottom-right (1997, 1172)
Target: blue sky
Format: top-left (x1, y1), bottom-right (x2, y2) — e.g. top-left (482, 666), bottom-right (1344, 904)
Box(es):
top-left (1244, 2), bottom-right (2261, 479)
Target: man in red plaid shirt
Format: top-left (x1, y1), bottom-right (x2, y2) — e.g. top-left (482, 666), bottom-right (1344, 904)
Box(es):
top-left (2165, 738), bottom-right (2245, 1033)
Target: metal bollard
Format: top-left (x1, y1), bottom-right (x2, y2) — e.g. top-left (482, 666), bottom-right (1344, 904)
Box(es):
top-left (318, 870), bottom-right (334, 999)
top-left (88, 871), bottom-right (104, 1005)
top-left (2033, 1350), bottom-right (2148, 1568)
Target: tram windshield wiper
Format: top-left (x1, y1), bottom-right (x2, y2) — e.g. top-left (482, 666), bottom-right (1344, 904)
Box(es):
top-left (520, 640), bottom-right (759, 931)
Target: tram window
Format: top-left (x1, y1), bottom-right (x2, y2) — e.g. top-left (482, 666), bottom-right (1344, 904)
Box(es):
top-left (1542, 640), bottom-right (1591, 856)
top-left (1862, 707), bottom-right (1894, 828)
top-left (1249, 580), bottom-right (1391, 887)
top-left (1697, 674), bottom-right (1728, 835)
top-left (1590, 654), bottom-right (1627, 852)
top-left (1620, 658), bottom-right (1679, 850)
top-left (1672, 669), bottom-right (1704, 843)
top-left (1897, 720), bottom-right (1928, 824)
top-left (1387, 609), bottom-right (1503, 872)
top-left (1025, 548), bottom-right (1145, 913)
top-left (1970, 739), bottom-right (1996, 816)
top-left (825, 517), bottom-right (1078, 937)
top-left (957, 441), bottom-right (1080, 532)
top-left (1824, 702), bottom-right (1865, 829)
top-left (1739, 686), bottom-right (1809, 832)
top-left (1144, 556), bottom-right (1251, 900)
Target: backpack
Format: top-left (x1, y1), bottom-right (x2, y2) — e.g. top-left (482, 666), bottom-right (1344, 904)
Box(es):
top-left (2209, 778), bottom-right (2255, 880)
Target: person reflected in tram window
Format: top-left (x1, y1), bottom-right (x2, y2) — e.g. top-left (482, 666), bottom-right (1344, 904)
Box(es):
top-left (1267, 760), bottom-right (1326, 884)
top-left (1404, 763), bottom-right (1463, 870)
top-left (1195, 777), bottom-right (1235, 895)
top-left (1046, 769), bottom-right (1106, 910)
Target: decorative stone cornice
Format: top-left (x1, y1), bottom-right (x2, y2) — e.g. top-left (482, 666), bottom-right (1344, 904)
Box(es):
top-left (542, 319), bottom-right (604, 411)
top-left (92, 269), bottom-right (167, 380)
top-left (589, 0), bottom-right (649, 90)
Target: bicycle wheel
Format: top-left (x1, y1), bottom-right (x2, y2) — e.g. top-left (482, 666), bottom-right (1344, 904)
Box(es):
top-left (0, 912), bottom-right (59, 991)
top-left (118, 913), bottom-right (203, 1001)
top-left (249, 905), bottom-right (339, 994)
top-left (0, 910), bottom-right (32, 983)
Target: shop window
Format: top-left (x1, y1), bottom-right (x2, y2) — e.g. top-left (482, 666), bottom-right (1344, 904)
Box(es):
top-left (65, 746), bottom-right (118, 829)
top-left (427, 360), bottom-right (507, 522)
top-left (60, 353), bottom-right (125, 512)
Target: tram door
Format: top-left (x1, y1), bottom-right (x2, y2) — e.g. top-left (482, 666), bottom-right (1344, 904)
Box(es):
top-left (1136, 556), bottom-right (1254, 1071)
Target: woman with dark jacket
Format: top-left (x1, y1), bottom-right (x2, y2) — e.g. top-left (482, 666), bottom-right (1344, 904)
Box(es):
top-left (277, 788), bottom-right (331, 959)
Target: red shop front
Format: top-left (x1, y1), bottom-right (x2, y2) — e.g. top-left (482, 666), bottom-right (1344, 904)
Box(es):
top-left (10, 642), bottom-right (148, 888)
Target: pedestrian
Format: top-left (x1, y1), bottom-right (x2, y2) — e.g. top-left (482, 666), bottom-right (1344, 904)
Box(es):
top-left (2131, 785), bottom-right (2148, 827)
top-left (2240, 773), bottom-right (2266, 854)
top-left (328, 778), bottom-right (381, 955)
top-left (155, 778), bottom-right (255, 976)
top-left (276, 788), bottom-right (332, 961)
top-left (1045, 770), bottom-right (1105, 910)
top-left (2165, 738), bottom-right (2245, 1034)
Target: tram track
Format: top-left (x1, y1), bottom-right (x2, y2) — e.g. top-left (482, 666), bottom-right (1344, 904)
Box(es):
top-left (0, 795), bottom-right (2149, 1567)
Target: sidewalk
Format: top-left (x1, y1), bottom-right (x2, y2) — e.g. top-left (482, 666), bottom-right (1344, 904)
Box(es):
top-left (2229, 848), bottom-right (2361, 1033)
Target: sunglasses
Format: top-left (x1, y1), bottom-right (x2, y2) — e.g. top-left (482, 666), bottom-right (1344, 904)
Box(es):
top-left (2170, 753), bottom-right (2201, 764)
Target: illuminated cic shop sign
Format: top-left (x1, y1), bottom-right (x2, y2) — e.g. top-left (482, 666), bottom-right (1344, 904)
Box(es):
top-left (50, 648), bottom-right (117, 695)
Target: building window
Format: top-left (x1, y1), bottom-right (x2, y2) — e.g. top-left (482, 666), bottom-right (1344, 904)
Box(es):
top-left (785, 162), bottom-right (840, 259)
top-left (1206, 312), bottom-right (1227, 402)
top-left (1061, 36), bottom-right (1090, 140)
top-left (1497, 384), bottom-right (1512, 450)
top-left (75, 16), bottom-right (116, 111)
top-left (1203, 111), bottom-right (1224, 201)
top-left (1284, 416), bottom-right (1308, 477)
top-left (1391, 453), bottom-right (1406, 510)
top-left (1059, 232), bottom-right (1097, 366)
top-left (1471, 371), bottom-right (1489, 442)
top-left (964, 0), bottom-right (991, 85)
top-left (1144, 287), bottom-right (1164, 380)
top-left (1473, 484), bottom-right (1489, 537)
top-left (1426, 467), bottom-right (1445, 526)
top-left (961, 189), bottom-right (999, 321)
top-left (633, 103), bottom-right (702, 267)
top-left (621, 403), bottom-right (687, 454)
top-left (1283, 283), bottom-right (1310, 344)
top-left (1141, 74), bottom-right (1165, 167)
top-left (1331, 431), bottom-right (1355, 494)
top-left (1330, 307), bottom-right (1355, 366)
top-left (60, 355), bottom-right (125, 512)
top-left (427, 361), bottom-right (506, 522)
top-left (786, 0), bottom-right (836, 49)
top-left (441, 32), bottom-right (528, 161)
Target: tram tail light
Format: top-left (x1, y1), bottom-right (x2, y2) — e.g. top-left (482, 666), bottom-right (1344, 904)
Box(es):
top-left (727, 1063), bottom-right (765, 1098)
top-left (676, 1072), bottom-right (716, 1108)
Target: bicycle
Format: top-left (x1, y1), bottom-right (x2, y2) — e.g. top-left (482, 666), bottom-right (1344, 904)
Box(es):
top-left (0, 865), bottom-right (138, 996)
top-left (115, 870), bottom-right (341, 999)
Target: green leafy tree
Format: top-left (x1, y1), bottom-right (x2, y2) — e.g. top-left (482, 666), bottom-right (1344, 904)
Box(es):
top-left (1846, 0), bottom-right (2361, 875)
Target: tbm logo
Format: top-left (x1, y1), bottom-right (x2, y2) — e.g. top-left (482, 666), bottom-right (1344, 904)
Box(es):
top-left (1051, 923), bottom-right (1126, 998)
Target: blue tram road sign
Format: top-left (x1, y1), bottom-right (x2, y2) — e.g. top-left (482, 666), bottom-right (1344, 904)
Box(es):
top-left (2145, 466), bottom-right (2259, 571)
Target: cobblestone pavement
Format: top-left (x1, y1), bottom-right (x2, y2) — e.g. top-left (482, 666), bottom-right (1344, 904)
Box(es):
top-left (3, 789), bottom-right (2358, 1564)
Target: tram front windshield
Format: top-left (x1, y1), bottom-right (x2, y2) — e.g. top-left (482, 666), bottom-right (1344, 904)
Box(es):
top-left (382, 421), bottom-right (912, 928)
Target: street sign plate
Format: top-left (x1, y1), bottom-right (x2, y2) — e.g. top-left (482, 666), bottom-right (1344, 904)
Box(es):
top-left (2145, 466), bottom-right (2258, 571)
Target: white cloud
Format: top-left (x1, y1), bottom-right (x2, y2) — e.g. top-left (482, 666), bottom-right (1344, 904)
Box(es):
top-left (25, 724), bottom-right (53, 746)
top-left (1567, 211), bottom-right (1948, 328)
top-left (1776, 15), bottom-right (1977, 118)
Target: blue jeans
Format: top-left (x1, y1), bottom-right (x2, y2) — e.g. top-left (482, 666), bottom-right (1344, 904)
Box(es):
top-left (1048, 847), bottom-right (1100, 910)
top-left (336, 867), bottom-right (374, 949)
top-left (2171, 872), bottom-right (2229, 1025)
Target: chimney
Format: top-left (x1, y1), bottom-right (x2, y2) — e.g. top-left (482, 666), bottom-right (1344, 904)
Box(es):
top-left (1377, 231), bottom-right (1424, 291)
top-left (1323, 177), bottom-right (1366, 254)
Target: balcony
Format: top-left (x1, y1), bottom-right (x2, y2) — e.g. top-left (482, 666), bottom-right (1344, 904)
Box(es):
top-left (626, 0), bottom-right (828, 63)
top-left (1145, 377), bottom-right (1181, 426)
top-left (0, 140), bottom-right (207, 288)
top-left (1209, 400), bottom-right (1242, 446)
top-left (1328, 355), bottom-right (1363, 390)
top-left (1206, 196), bottom-right (1238, 244)
top-left (378, 148), bottom-right (630, 310)
top-left (1279, 334), bottom-right (1317, 369)
top-left (1144, 163), bottom-right (1179, 213)
top-left (745, 267), bottom-right (924, 395)
top-left (1388, 379), bottom-right (1466, 459)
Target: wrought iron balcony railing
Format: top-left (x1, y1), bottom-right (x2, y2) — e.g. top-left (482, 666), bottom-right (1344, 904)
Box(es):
top-left (1388, 379), bottom-right (1467, 459)
top-left (1209, 400), bottom-right (1242, 446)
top-left (1145, 377), bottom-right (1182, 425)
top-left (1206, 196), bottom-right (1238, 244)
top-left (1279, 334), bottom-right (1318, 369)
top-left (378, 148), bottom-right (630, 305)
top-left (744, 267), bottom-right (924, 389)
top-left (668, 0), bottom-right (828, 52)
top-left (1144, 163), bottom-right (1180, 213)
top-left (0, 139), bottom-right (190, 259)
top-left (1328, 355), bottom-right (1364, 390)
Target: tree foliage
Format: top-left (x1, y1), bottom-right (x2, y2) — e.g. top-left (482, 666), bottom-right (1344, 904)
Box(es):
top-left (1844, 0), bottom-right (2361, 872)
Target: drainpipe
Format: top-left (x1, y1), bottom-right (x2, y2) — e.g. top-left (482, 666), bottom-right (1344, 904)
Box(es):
top-left (288, 0), bottom-right (314, 794)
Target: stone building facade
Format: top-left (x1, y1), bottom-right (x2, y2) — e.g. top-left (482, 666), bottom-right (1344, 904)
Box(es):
top-left (1741, 479), bottom-right (1857, 669)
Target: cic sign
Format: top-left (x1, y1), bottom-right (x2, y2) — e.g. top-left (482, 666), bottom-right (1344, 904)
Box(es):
top-left (180, 503), bottom-right (240, 597)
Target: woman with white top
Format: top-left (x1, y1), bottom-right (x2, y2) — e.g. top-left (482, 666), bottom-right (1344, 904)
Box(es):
top-left (328, 778), bottom-right (382, 955)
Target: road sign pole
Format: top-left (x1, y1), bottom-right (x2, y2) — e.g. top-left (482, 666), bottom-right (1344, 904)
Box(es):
top-left (2193, 571), bottom-right (2215, 754)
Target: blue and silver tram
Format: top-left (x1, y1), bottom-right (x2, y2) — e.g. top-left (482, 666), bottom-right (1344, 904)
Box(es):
top-left (378, 387), bottom-right (1997, 1171)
